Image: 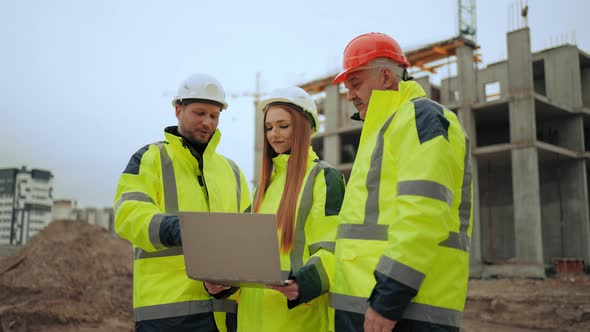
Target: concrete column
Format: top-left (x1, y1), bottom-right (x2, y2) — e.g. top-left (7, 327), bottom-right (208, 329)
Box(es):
top-left (468, 157), bottom-right (482, 275)
top-left (324, 84), bottom-right (341, 131)
top-left (507, 28), bottom-right (544, 275)
top-left (324, 136), bottom-right (341, 166)
top-left (323, 84), bottom-right (341, 166)
top-left (560, 159), bottom-right (590, 263)
top-left (510, 148), bottom-right (543, 261)
top-left (456, 44), bottom-right (482, 270)
top-left (456, 44), bottom-right (478, 108)
top-left (553, 115), bottom-right (590, 263)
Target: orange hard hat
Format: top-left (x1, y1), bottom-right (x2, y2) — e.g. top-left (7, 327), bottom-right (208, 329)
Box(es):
top-left (333, 32), bottom-right (410, 84)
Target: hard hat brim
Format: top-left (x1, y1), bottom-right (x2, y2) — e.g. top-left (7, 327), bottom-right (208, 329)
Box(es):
top-left (332, 70), bottom-right (349, 84)
top-left (172, 98), bottom-right (228, 110)
top-left (332, 65), bottom-right (371, 85)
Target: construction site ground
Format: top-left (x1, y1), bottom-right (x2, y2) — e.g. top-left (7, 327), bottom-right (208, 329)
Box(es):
top-left (1, 220), bottom-right (589, 331)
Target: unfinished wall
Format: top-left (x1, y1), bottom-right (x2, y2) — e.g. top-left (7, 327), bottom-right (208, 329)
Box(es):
top-left (441, 61), bottom-right (510, 106)
top-left (477, 62), bottom-right (509, 103)
top-left (539, 160), bottom-right (566, 262)
top-left (539, 157), bottom-right (590, 264)
top-left (541, 46), bottom-right (583, 108)
top-left (559, 159), bottom-right (590, 260)
top-left (478, 159), bottom-right (515, 261)
top-left (536, 115), bottom-right (583, 150)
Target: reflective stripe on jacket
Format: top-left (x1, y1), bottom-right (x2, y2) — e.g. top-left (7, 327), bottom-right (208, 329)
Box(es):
top-left (114, 126), bottom-right (251, 330)
top-left (237, 148), bottom-right (346, 332)
top-left (330, 81), bottom-right (473, 330)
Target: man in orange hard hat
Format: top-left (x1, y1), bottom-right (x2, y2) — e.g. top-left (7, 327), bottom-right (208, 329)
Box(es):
top-left (329, 32), bottom-right (473, 332)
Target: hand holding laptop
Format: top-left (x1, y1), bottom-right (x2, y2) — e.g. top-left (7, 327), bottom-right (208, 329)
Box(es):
top-left (267, 279), bottom-right (299, 301)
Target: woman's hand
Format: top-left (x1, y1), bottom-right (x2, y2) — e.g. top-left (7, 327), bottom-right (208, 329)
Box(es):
top-left (267, 279), bottom-right (299, 301)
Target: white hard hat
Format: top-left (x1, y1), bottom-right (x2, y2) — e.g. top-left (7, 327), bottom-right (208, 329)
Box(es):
top-left (257, 87), bottom-right (319, 135)
top-left (172, 73), bottom-right (228, 110)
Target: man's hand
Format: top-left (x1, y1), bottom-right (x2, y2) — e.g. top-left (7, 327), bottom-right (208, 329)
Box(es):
top-left (364, 307), bottom-right (397, 332)
top-left (204, 282), bottom-right (230, 295)
top-left (267, 279), bottom-right (299, 301)
top-left (159, 215), bottom-right (182, 247)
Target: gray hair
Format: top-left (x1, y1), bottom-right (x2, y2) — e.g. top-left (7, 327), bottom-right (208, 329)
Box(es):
top-left (366, 58), bottom-right (406, 81)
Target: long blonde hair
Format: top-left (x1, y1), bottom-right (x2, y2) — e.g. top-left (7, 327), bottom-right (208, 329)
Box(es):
top-left (253, 104), bottom-right (311, 254)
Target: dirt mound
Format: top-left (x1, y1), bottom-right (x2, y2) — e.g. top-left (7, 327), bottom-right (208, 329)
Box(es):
top-left (0, 220), bottom-right (133, 332)
top-left (463, 275), bottom-right (590, 331)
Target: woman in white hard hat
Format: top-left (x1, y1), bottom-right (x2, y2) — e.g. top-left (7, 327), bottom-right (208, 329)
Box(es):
top-left (237, 87), bottom-right (345, 331)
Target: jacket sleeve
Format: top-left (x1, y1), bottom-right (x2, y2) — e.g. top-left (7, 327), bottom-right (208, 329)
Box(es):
top-left (113, 143), bottom-right (178, 251)
top-left (289, 166), bottom-right (345, 307)
top-left (369, 105), bottom-right (458, 320)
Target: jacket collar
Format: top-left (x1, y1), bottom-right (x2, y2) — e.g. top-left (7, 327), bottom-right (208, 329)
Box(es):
top-left (363, 80), bottom-right (427, 130)
top-left (164, 126), bottom-right (222, 157)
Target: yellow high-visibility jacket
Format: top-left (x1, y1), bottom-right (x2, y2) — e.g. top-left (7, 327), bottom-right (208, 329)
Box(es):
top-left (330, 81), bottom-right (473, 330)
top-left (114, 126), bottom-right (250, 331)
top-left (237, 148), bottom-right (346, 332)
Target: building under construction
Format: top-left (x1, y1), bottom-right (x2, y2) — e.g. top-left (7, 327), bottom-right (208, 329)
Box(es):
top-left (257, 26), bottom-right (590, 278)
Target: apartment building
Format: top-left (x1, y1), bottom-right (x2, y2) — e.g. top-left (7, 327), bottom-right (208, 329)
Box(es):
top-left (0, 167), bottom-right (53, 245)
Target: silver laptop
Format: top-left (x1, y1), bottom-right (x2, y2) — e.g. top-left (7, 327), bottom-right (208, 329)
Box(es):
top-left (178, 211), bottom-right (286, 287)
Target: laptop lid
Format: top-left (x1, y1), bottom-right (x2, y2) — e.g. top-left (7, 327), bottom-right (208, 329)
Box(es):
top-left (178, 211), bottom-right (286, 287)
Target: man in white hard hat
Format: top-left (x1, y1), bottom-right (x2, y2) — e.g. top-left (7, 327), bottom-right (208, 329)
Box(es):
top-left (114, 73), bottom-right (251, 332)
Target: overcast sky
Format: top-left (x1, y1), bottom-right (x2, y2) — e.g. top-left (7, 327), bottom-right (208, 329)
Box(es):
top-left (1, 0), bottom-right (588, 208)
